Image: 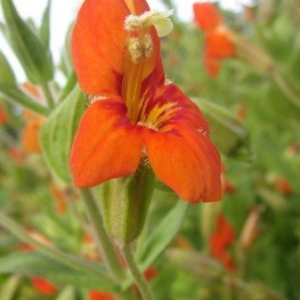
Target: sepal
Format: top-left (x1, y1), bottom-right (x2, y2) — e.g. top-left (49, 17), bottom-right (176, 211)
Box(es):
top-left (101, 164), bottom-right (155, 245)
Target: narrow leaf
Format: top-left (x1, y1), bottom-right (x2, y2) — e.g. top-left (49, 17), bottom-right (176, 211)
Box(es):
top-left (0, 0), bottom-right (53, 83)
top-left (138, 201), bottom-right (189, 269)
top-left (39, 0), bottom-right (51, 49)
top-left (0, 252), bottom-right (118, 292)
top-left (0, 83), bottom-right (49, 116)
top-left (0, 50), bottom-right (16, 86)
top-left (40, 85), bottom-right (86, 180)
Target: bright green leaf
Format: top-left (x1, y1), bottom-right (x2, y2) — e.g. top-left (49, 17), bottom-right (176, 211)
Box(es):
top-left (40, 84), bottom-right (86, 181)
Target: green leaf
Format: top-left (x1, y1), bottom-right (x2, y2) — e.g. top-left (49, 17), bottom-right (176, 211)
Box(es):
top-left (40, 84), bottom-right (86, 181)
top-left (0, 0), bottom-right (53, 83)
top-left (0, 275), bottom-right (22, 300)
top-left (58, 71), bottom-right (77, 102)
top-left (39, 0), bottom-right (51, 50)
top-left (59, 22), bottom-right (74, 76)
top-left (138, 201), bottom-right (189, 270)
top-left (0, 50), bottom-right (16, 86)
top-left (0, 83), bottom-right (49, 116)
top-left (56, 286), bottom-right (79, 300)
top-left (167, 249), bottom-right (224, 281)
top-left (0, 252), bottom-right (118, 291)
top-left (194, 98), bottom-right (250, 157)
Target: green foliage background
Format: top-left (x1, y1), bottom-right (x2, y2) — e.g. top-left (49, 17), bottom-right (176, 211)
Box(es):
top-left (0, 0), bottom-right (300, 299)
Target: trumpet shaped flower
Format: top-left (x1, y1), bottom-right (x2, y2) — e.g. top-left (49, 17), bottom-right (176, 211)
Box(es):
top-left (70, 0), bottom-right (222, 203)
top-left (193, 3), bottom-right (235, 77)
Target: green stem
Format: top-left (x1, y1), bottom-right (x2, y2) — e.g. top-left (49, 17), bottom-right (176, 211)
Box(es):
top-left (41, 82), bottom-right (55, 109)
top-left (273, 71), bottom-right (300, 109)
top-left (123, 244), bottom-right (153, 300)
top-left (0, 211), bottom-right (106, 277)
top-left (80, 189), bottom-right (125, 283)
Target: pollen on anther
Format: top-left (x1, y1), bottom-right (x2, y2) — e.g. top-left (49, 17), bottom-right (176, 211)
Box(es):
top-left (128, 37), bottom-right (143, 62)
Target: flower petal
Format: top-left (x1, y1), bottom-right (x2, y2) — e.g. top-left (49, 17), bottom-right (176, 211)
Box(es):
top-left (72, 0), bottom-right (130, 95)
top-left (144, 85), bottom-right (222, 203)
top-left (206, 32), bottom-right (235, 58)
top-left (124, 0), bottom-right (149, 14)
top-left (70, 100), bottom-right (143, 187)
top-left (72, 0), bottom-right (160, 96)
top-left (193, 3), bottom-right (222, 31)
top-left (22, 121), bottom-right (42, 154)
top-left (145, 128), bottom-right (221, 203)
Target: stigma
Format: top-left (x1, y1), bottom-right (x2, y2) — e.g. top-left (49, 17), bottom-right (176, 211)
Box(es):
top-left (125, 9), bottom-right (174, 62)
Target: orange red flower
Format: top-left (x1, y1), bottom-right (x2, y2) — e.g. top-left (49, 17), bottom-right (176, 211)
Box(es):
top-left (89, 291), bottom-right (115, 300)
top-left (193, 3), bottom-right (235, 77)
top-left (31, 277), bottom-right (57, 296)
top-left (210, 214), bottom-right (235, 271)
top-left (70, 0), bottom-right (222, 203)
top-left (0, 105), bottom-right (8, 124)
top-left (274, 178), bottom-right (293, 195)
top-left (21, 83), bottom-right (44, 154)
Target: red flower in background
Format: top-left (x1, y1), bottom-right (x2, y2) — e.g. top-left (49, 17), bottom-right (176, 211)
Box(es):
top-left (89, 291), bottom-right (115, 300)
top-left (32, 277), bottom-right (57, 296)
top-left (193, 3), bottom-right (235, 77)
top-left (70, 0), bottom-right (222, 203)
top-left (274, 178), bottom-right (293, 195)
top-left (0, 106), bottom-right (8, 124)
top-left (210, 214), bottom-right (235, 271)
top-left (21, 83), bottom-right (44, 154)
top-left (8, 146), bottom-right (25, 164)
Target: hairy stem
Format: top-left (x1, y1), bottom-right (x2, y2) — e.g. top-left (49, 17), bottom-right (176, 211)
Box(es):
top-left (123, 244), bottom-right (153, 300)
top-left (80, 189), bottom-right (125, 283)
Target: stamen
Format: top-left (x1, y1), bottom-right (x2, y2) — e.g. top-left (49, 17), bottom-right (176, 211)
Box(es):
top-left (128, 37), bottom-right (143, 62)
top-left (127, 34), bottom-right (153, 62)
top-left (137, 120), bottom-right (159, 131)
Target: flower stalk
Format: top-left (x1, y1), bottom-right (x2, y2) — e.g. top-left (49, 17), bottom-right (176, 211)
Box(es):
top-left (123, 244), bottom-right (153, 300)
top-left (79, 189), bottom-right (125, 283)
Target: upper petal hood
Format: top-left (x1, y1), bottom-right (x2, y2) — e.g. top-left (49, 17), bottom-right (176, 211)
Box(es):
top-left (72, 0), bottom-right (161, 96)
